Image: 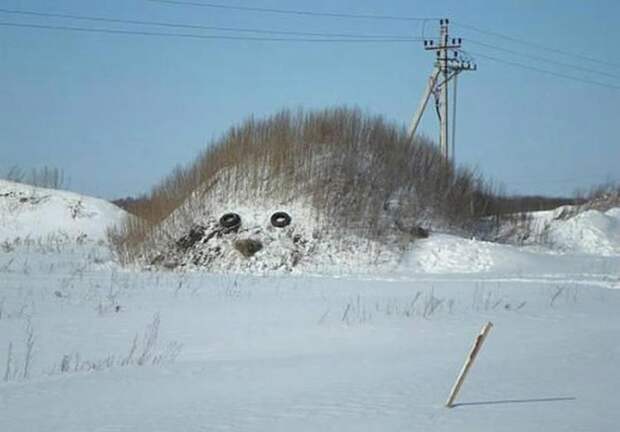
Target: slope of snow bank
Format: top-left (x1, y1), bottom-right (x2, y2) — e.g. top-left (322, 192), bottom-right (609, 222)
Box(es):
top-left (132, 163), bottom-right (620, 275)
top-left (546, 208), bottom-right (620, 255)
top-left (0, 180), bottom-right (127, 243)
top-left (147, 199), bottom-right (620, 275)
top-left (147, 196), bottom-right (402, 274)
top-left (529, 207), bottom-right (620, 256)
top-left (399, 233), bottom-right (620, 286)
top-left (403, 234), bottom-right (500, 273)
top-left (140, 169), bottom-right (413, 274)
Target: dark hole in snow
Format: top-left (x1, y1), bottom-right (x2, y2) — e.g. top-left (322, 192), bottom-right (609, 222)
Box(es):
top-left (176, 225), bottom-right (206, 250)
top-left (415, 226), bottom-right (429, 239)
top-left (234, 239), bottom-right (263, 258)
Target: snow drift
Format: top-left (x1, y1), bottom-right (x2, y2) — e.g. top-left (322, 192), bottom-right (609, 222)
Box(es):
top-left (0, 179), bottom-right (127, 244)
top-left (532, 207), bottom-right (620, 256)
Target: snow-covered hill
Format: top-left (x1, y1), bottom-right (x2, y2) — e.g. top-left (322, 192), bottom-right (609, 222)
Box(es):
top-left (142, 187), bottom-right (620, 274)
top-left (0, 179), bottom-right (128, 244)
top-left (529, 206), bottom-right (620, 255)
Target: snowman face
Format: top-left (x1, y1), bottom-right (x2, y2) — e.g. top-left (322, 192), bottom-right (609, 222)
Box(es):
top-left (217, 211), bottom-right (294, 258)
top-left (218, 211), bottom-right (292, 231)
top-left (161, 207), bottom-right (312, 270)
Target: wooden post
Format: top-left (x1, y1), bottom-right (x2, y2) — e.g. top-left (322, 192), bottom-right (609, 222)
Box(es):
top-left (445, 321), bottom-right (493, 408)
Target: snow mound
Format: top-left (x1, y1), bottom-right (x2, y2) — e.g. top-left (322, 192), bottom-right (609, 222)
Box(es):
top-left (135, 166), bottom-right (424, 274)
top-left (403, 234), bottom-right (495, 273)
top-left (0, 180), bottom-right (127, 243)
top-left (532, 207), bottom-right (620, 256)
top-left (484, 206), bottom-right (620, 257)
top-left (148, 197), bottom-right (402, 274)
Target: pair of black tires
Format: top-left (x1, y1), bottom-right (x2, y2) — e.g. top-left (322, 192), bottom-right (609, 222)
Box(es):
top-left (219, 211), bottom-right (291, 229)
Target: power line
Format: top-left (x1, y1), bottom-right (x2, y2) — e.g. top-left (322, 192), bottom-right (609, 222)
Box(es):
top-left (146, 1), bottom-right (620, 75)
top-left (504, 175), bottom-right (614, 185)
top-left (0, 21), bottom-right (422, 43)
top-left (467, 50), bottom-right (620, 90)
top-left (468, 39), bottom-right (620, 81)
top-left (453, 21), bottom-right (620, 69)
top-left (0, 7), bottom-right (420, 40)
top-left (2, 6), bottom-right (618, 90)
top-left (147, 0), bottom-right (437, 22)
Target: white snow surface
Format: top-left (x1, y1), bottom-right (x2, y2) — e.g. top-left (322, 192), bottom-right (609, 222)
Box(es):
top-left (2, 189), bottom-right (620, 431)
top-left (0, 239), bottom-right (619, 431)
top-left (0, 180), bottom-right (127, 243)
top-left (531, 206), bottom-right (620, 255)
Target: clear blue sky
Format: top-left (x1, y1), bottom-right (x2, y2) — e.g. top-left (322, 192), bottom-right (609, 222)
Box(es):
top-left (1, 0), bottom-right (618, 199)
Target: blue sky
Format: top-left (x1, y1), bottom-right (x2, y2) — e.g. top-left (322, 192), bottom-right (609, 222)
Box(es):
top-left (1, 0), bottom-right (618, 199)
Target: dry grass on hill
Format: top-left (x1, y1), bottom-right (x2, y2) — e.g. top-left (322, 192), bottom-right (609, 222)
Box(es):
top-left (109, 107), bottom-right (496, 263)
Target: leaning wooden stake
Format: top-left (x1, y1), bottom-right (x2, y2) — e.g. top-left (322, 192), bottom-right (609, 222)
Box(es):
top-left (445, 321), bottom-right (493, 408)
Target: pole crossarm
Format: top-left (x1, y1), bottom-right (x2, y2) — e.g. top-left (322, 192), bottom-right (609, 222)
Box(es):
top-left (408, 18), bottom-right (476, 166)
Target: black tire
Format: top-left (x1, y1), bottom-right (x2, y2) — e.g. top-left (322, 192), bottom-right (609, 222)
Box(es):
top-left (270, 211), bottom-right (291, 228)
top-left (219, 212), bottom-right (241, 229)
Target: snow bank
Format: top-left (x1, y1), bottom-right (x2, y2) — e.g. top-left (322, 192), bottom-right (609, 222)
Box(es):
top-left (0, 179), bottom-right (127, 243)
top-left (530, 206), bottom-right (620, 256)
top-left (145, 175), bottom-right (620, 274)
top-left (546, 208), bottom-right (620, 255)
top-left (148, 195), bottom-right (402, 274)
top-left (399, 232), bottom-right (620, 282)
top-left (402, 234), bottom-right (496, 273)
top-left (138, 167), bottom-right (416, 274)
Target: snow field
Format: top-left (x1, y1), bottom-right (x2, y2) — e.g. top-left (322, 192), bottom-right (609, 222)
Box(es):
top-left (1, 183), bottom-right (620, 430)
top-left (1, 245), bottom-right (620, 431)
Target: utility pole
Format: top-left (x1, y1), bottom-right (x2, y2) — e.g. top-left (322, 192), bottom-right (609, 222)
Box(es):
top-left (439, 19), bottom-right (450, 159)
top-left (408, 18), bottom-right (476, 165)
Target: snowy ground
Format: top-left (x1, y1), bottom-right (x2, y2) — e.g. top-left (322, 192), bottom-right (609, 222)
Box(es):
top-left (1, 240), bottom-right (619, 432)
top-left (1, 184), bottom-right (619, 431)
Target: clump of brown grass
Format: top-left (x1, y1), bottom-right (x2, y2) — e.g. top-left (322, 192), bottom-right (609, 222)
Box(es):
top-left (109, 107), bottom-right (495, 264)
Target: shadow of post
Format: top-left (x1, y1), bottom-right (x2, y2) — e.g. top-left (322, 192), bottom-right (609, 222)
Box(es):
top-left (454, 397), bottom-right (576, 407)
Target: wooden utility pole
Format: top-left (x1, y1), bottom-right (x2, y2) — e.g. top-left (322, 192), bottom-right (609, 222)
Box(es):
top-left (439, 19), bottom-right (450, 159)
top-left (408, 18), bottom-right (476, 166)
